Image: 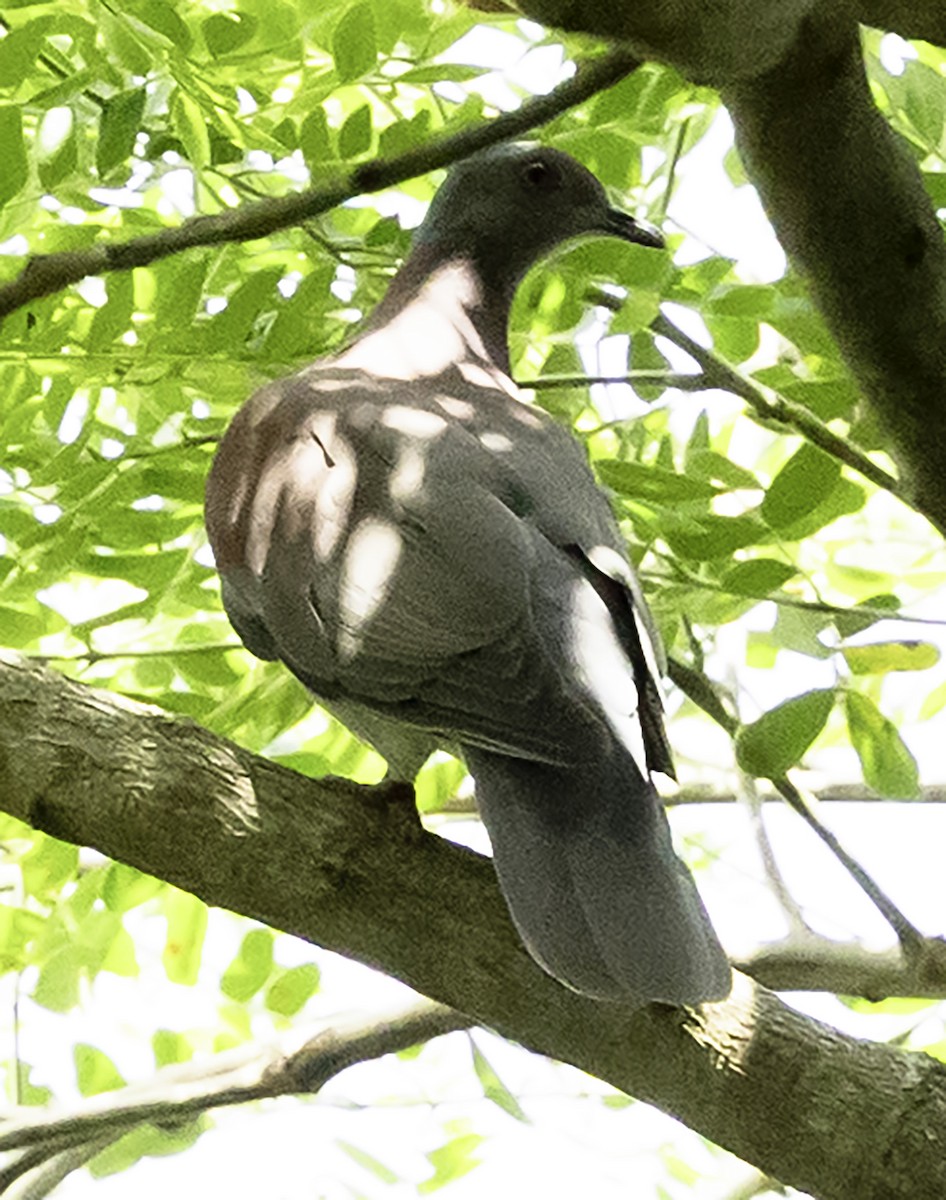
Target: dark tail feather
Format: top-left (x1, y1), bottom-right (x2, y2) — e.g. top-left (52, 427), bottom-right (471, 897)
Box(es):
top-left (465, 746), bottom-right (730, 1005)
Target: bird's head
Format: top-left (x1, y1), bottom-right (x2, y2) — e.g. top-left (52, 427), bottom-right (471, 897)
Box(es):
top-left (415, 142), bottom-right (663, 284)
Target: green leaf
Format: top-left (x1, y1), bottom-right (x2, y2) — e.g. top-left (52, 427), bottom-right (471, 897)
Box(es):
top-left (396, 63), bottom-right (489, 84)
top-left (171, 89), bottom-right (211, 170)
top-left (37, 106), bottom-right (78, 190)
top-left (845, 692), bottom-right (920, 798)
top-left (337, 1140), bottom-right (400, 1185)
top-left (720, 558), bottom-right (797, 596)
top-left (660, 512), bottom-right (766, 561)
top-left (708, 283), bottom-right (773, 318)
top-left (97, 87), bottom-right (146, 178)
top-left (338, 103), bottom-right (373, 159)
top-left (834, 593), bottom-right (901, 637)
top-left (419, 1131), bottom-right (484, 1194)
top-left (220, 928), bottom-right (274, 1002)
top-left (202, 11), bottom-right (258, 56)
top-left (74, 1044), bottom-right (126, 1097)
top-left (685, 449), bottom-right (760, 491)
top-left (0, 905), bottom-right (44, 974)
top-left (333, 4), bottom-right (377, 83)
top-left (471, 1039), bottom-right (528, 1122)
top-left (264, 962), bottom-right (320, 1016)
top-left (162, 888), bottom-right (207, 986)
top-left (103, 863), bottom-right (164, 913)
top-left (0, 106), bottom-right (28, 207)
top-left (153, 1029), bottom-right (194, 1068)
top-left (16, 1063), bottom-right (53, 1108)
top-left (919, 678), bottom-right (946, 721)
top-left (126, 0), bottom-right (193, 49)
top-left (735, 688), bottom-right (835, 778)
top-left (300, 107), bottom-right (333, 173)
top-left (842, 641), bottom-right (940, 674)
top-left (205, 267), bottom-right (283, 350)
top-left (33, 947), bottom-right (81, 1013)
top-left (87, 272), bottom-right (135, 351)
top-left (597, 460), bottom-right (719, 502)
top-left (89, 1120), bottom-right (205, 1177)
top-left (21, 834), bottom-right (78, 896)
top-left (762, 443), bottom-right (842, 530)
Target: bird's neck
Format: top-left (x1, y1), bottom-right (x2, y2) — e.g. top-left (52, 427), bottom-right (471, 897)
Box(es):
top-left (336, 243), bottom-right (518, 380)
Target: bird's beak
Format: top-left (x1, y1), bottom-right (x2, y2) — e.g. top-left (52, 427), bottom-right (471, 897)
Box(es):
top-left (604, 209), bottom-right (665, 250)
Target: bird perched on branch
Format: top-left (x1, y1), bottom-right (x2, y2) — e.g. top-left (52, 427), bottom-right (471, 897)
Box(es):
top-left (205, 142), bottom-right (730, 1005)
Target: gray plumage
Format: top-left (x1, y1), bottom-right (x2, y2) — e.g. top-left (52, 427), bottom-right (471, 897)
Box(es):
top-left (205, 143), bottom-right (730, 1005)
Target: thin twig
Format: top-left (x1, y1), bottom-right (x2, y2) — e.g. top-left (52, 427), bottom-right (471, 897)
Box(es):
top-left (667, 657), bottom-right (925, 953)
top-left (640, 569), bottom-right (946, 628)
top-left (743, 773), bottom-right (812, 937)
top-left (667, 782), bottom-right (946, 806)
top-left (0, 1002), bottom-right (469, 1157)
top-left (651, 312), bottom-right (904, 499)
top-left (0, 50), bottom-right (641, 320)
top-left (3, 1137), bottom-right (119, 1200)
top-left (28, 642), bottom-right (241, 666)
top-left (520, 371), bottom-right (706, 390)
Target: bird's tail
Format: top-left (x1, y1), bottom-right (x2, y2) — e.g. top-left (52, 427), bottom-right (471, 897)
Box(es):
top-left (465, 746), bottom-right (730, 1005)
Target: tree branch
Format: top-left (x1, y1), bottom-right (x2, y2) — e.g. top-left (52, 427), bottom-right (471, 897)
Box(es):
top-left (0, 50), bottom-right (640, 322)
top-left (0, 1002), bottom-right (467, 1157)
top-left (2, 654), bottom-right (946, 1200)
top-left (736, 937), bottom-right (946, 1000)
top-left (722, 17), bottom-right (946, 535)
top-left (649, 312), bottom-right (906, 502)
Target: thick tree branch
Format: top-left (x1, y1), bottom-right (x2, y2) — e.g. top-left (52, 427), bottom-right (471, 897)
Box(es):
top-left (0, 50), bottom-right (640, 322)
top-left (722, 18), bottom-right (946, 535)
top-left (504, 1), bottom-right (946, 83)
top-left (2, 654), bottom-right (946, 1200)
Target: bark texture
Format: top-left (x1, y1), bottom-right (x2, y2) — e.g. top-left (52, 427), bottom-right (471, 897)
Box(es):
top-left (2, 654), bottom-right (946, 1200)
top-left (723, 17), bottom-right (946, 534)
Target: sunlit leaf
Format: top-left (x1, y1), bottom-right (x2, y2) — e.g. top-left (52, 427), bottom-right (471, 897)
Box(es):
top-left (337, 1139), bottom-right (401, 1184)
top-left (735, 688), bottom-right (836, 778)
top-left (333, 4), bottom-right (377, 82)
top-left (470, 1039), bottom-right (528, 1122)
top-left (720, 558), bottom-right (797, 596)
top-left (74, 1044), bottom-right (126, 1096)
top-left (220, 928), bottom-right (275, 1002)
top-left (845, 692), bottom-right (920, 798)
top-left (419, 1130), bottom-right (484, 1194)
top-left (97, 87), bottom-right (146, 177)
top-left (0, 106), bottom-right (28, 206)
top-left (762, 444), bottom-right (841, 530)
top-left (842, 641), bottom-right (940, 674)
top-left (162, 889), bottom-right (208, 986)
top-left (264, 962), bottom-right (321, 1016)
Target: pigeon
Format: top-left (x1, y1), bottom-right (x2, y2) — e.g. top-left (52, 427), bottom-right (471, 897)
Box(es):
top-left (205, 142), bottom-right (731, 1005)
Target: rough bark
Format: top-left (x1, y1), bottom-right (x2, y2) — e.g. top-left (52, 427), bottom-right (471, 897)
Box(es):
top-left (510, 0), bottom-right (817, 82)
top-left (503, 1), bottom-right (946, 83)
top-left (723, 16), bottom-right (946, 535)
top-left (2, 654), bottom-right (945, 1200)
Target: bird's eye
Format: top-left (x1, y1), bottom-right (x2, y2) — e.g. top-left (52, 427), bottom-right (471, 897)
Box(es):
top-left (521, 159), bottom-right (561, 191)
